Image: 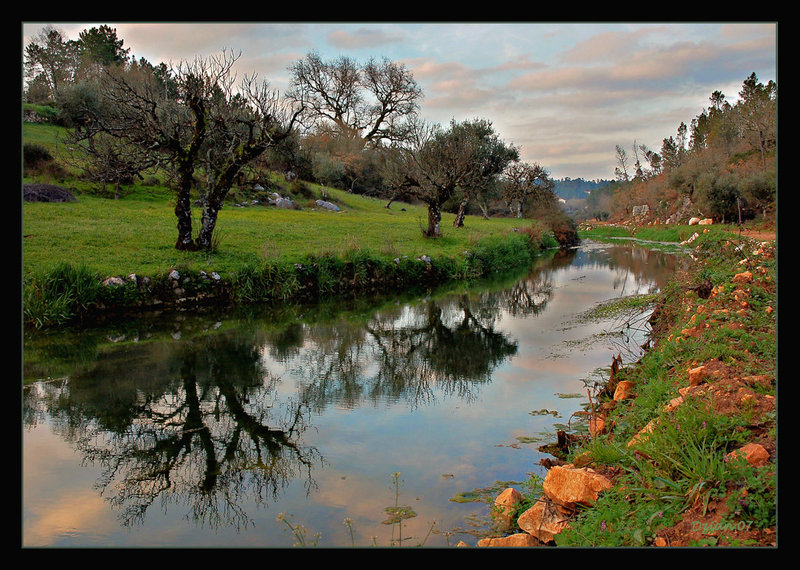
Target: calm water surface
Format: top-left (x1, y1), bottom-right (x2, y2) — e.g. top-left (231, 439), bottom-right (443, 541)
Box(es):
top-left (22, 240), bottom-right (685, 548)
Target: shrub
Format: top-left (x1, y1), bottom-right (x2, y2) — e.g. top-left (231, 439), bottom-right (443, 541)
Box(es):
top-left (23, 142), bottom-right (53, 169)
top-left (518, 223), bottom-right (542, 242)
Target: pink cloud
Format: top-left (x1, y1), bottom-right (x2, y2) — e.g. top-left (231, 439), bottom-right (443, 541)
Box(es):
top-left (561, 27), bottom-right (667, 64)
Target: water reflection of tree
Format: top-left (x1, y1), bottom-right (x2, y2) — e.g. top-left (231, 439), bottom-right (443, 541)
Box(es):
top-left (496, 269), bottom-right (554, 318)
top-left (287, 292), bottom-right (524, 410)
top-left (22, 242), bottom-right (685, 537)
top-left (24, 331), bottom-right (321, 531)
top-left (22, 264), bottom-right (558, 528)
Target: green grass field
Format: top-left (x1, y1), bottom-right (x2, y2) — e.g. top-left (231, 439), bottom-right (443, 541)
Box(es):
top-left (23, 185), bottom-right (531, 278)
top-left (23, 122), bottom-right (538, 285)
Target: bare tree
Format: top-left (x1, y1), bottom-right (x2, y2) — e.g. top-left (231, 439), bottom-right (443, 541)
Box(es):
top-left (194, 67), bottom-right (304, 249)
top-left (74, 50), bottom-right (302, 250)
top-left (288, 51), bottom-right (422, 149)
top-left (614, 144), bottom-right (630, 182)
top-left (501, 161), bottom-right (555, 218)
top-left (75, 56), bottom-right (215, 249)
top-left (65, 131), bottom-right (157, 199)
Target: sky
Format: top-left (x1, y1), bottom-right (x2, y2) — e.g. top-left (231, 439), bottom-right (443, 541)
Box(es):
top-left (22, 21), bottom-right (777, 181)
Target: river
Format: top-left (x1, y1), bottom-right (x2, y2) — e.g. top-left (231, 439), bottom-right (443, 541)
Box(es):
top-left (21, 239), bottom-right (686, 548)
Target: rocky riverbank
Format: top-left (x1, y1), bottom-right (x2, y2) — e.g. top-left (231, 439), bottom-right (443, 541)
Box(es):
top-left (467, 232), bottom-right (777, 548)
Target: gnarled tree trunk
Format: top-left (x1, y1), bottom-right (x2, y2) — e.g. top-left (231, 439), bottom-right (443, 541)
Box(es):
top-left (174, 168), bottom-right (197, 251)
top-left (195, 193), bottom-right (224, 250)
top-left (453, 198), bottom-right (468, 228)
top-left (425, 203), bottom-right (442, 237)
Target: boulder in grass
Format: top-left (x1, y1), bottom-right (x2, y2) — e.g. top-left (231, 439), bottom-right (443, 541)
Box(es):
top-left (315, 199), bottom-right (341, 212)
top-left (102, 277), bottom-right (126, 287)
top-left (492, 487), bottom-right (524, 532)
top-left (613, 380), bottom-right (635, 401)
top-left (726, 443), bottom-right (770, 467)
top-left (23, 183), bottom-right (76, 203)
top-left (477, 533), bottom-right (541, 547)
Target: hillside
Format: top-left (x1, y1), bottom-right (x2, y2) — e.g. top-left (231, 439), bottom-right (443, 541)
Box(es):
top-left (23, 122), bottom-right (543, 274)
top-left (23, 122), bottom-right (563, 327)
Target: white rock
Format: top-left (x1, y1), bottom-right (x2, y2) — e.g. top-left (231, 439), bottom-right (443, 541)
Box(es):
top-left (102, 276), bottom-right (125, 287)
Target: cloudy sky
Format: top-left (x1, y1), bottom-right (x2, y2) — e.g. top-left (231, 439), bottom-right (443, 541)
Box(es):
top-left (22, 21), bottom-right (777, 181)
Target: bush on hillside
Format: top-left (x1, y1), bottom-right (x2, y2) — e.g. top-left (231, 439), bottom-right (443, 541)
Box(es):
top-left (23, 143), bottom-right (53, 169)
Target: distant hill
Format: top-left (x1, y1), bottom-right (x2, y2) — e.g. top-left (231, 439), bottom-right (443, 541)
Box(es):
top-left (553, 178), bottom-right (612, 201)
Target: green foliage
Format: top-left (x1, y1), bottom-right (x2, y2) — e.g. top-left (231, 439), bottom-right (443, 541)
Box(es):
top-left (553, 229), bottom-right (776, 547)
top-left (738, 168), bottom-right (776, 215)
top-left (555, 485), bottom-right (682, 547)
top-left (696, 172), bottom-right (741, 222)
top-left (637, 399), bottom-right (748, 485)
top-left (21, 122), bottom-right (69, 158)
top-left (22, 262), bottom-right (155, 328)
top-left (469, 232), bottom-right (534, 275)
top-left (23, 218), bottom-right (544, 327)
top-left (581, 223), bottom-right (738, 246)
top-left (230, 260), bottom-right (300, 302)
top-left (21, 87), bottom-right (557, 328)
top-left (227, 232), bottom-right (540, 306)
top-left (23, 263), bottom-right (102, 328)
top-left (631, 226), bottom-right (698, 243)
top-left (580, 293), bottom-right (658, 324)
top-left (21, 119), bottom-right (542, 270)
top-left (558, 398), bottom-right (766, 547)
top-left (23, 103), bottom-right (59, 122)
top-left (77, 25), bottom-right (130, 66)
top-left (722, 461), bottom-right (776, 530)
top-left (578, 224), bottom-right (634, 239)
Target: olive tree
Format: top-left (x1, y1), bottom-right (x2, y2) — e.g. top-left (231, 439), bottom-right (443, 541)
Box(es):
top-left (451, 119), bottom-right (518, 227)
top-left (194, 71), bottom-right (304, 249)
top-left (383, 118), bottom-right (503, 238)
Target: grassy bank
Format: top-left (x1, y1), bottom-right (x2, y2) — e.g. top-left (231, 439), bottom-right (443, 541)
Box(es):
top-left (513, 229), bottom-right (777, 547)
top-left (24, 121), bottom-right (565, 327)
top-left (579, 220), bottom-right (773, 246)
top-left (23, 184), bottom-right (557, 328)
top-left (23, 185), bottom-right (535, 277)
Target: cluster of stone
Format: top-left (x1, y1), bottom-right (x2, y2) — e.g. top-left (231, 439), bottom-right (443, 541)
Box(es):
top-left (464, 465), bottom-right (612, 547)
